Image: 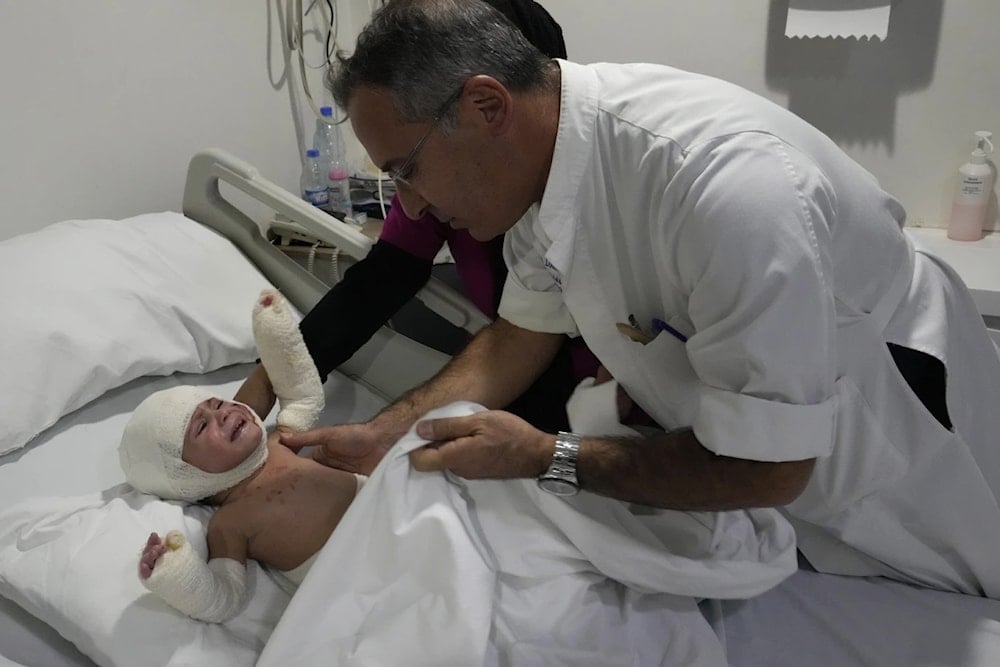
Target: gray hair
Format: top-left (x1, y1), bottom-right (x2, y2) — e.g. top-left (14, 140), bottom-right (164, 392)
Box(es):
top-left (328, 0), bottom-right (555, 127)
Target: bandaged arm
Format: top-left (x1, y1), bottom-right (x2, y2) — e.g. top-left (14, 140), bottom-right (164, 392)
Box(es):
top-left (141, 531), bottom-right (248, 624)
top-left (252, 289), bottom-right (324, 431)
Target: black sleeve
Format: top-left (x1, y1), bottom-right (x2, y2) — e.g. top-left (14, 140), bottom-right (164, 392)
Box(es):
top-left (298, 240), bottom-right (433, 382)
top-left (503, 338), bottom-right (576, 433)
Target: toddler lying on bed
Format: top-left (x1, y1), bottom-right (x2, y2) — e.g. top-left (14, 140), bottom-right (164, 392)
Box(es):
top-left (118, 289), bottom-right (365, 623)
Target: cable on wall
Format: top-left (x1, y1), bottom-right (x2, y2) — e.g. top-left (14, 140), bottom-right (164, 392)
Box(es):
top-left (287, 0), bottom-right (338, 122)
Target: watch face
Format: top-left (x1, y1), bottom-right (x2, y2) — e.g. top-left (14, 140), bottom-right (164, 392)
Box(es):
top-left (538, 477), bottom-right (578, 497)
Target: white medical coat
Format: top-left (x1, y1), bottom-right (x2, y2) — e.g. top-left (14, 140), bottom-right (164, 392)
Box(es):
top-left (499, 60), bottom-right (1000, 596)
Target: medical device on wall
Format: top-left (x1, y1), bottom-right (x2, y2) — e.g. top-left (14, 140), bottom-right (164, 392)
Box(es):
top-left (948, 130), bottom-right (995, 241)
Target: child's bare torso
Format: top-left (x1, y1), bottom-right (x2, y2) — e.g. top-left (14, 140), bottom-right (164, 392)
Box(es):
top-left (208, 442), bottom-right (360, 571)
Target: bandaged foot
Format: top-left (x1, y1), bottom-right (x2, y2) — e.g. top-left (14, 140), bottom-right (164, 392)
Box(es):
top-left (566, 377), bottom-right (640, 437)
top-left (252, 289), bottom-right (324, 432)
top-left (164, 530), bottom-right (185, 551)
top-left (141, 530), bottom-right (249, 624)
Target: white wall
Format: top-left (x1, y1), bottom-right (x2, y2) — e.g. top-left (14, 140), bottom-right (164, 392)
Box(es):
top-left (2, 1), bottom-right (997, 242)
top-left (0, 1), bottom-right (372, 242)
top-left (543, 0), bottom-right (1000, 232)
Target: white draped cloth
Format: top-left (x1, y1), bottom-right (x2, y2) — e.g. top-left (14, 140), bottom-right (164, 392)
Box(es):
top-left (258, 401), bottom-right (797, 666)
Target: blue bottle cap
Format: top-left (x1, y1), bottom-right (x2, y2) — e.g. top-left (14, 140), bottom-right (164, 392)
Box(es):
top-left (320, 106), bottom-right (333, 117)
top-left (306, 148), bottom-right (319, 158)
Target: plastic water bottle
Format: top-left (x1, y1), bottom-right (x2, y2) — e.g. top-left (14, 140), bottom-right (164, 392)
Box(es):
top-left (313, 107), bottom-right (353, 219)
top-left (301, 149), bottom-right (329, 208)
top-left (327, 160), bottom-right (352, 219)
top-left (313, 107), bottom-right (337, 176)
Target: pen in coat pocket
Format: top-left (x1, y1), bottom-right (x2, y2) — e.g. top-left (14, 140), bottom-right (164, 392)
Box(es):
top-left (616, 321), bottom-right (653, 344)
top-left (651, 318), bottom-right (688, 343)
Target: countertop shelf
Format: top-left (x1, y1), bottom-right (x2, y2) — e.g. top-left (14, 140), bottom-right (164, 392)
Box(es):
top-left (906, 227), bottom-right (1000, 318)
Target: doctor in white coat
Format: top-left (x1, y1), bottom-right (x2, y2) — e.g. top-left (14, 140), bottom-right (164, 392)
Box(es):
top-left (284, 0), bottom-right (1000, 598)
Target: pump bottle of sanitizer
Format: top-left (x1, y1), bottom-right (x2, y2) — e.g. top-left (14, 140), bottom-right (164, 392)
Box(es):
top-left (948, 130), bottom-right (995, 241)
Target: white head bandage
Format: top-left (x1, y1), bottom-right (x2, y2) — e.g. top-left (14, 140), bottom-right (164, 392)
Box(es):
top-left (118, 386), bottom-right (268, 502)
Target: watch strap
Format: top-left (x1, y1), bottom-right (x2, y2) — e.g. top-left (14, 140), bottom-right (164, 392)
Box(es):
top-left (538, 431), bottom-right (581, 495)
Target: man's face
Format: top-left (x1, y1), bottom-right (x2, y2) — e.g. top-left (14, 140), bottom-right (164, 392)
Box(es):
top-left (182, 398), bottom-right (262, 474)
top-left (348, 86), bottom-right (523, 242)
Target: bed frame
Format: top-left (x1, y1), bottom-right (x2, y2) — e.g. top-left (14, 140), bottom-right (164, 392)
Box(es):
top-left (182, 147), bottom-right (488, 401)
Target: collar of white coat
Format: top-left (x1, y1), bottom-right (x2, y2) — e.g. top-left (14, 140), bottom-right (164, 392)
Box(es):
top-left (532, 59), bottom-right (601, 282)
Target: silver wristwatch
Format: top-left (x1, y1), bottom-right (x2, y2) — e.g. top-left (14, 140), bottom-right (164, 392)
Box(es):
top-left (537, 431), bottom-right (581, 496)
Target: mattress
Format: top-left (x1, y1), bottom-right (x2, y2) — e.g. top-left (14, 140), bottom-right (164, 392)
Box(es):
top-left (0, 363), bottom-right (386, 667)
top-left (708, 560), bottom-right (1000, 666)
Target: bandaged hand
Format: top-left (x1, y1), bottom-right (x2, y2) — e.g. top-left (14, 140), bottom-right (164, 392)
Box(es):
top-left (139, 530), bottom-right (249, 624)
top-left (566, 371), bottom-right (639, 438)
top-left (252, 289), bottom-right (324, 432)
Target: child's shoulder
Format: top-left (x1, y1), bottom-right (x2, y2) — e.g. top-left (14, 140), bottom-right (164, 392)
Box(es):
top-left (207, 502), bottom-right (247, 538)
top-left (207, 495), bottom-right (269, 544)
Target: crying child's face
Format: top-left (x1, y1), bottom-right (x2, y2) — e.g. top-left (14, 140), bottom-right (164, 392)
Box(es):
top-left (181, 398), bottom-right (263, 473)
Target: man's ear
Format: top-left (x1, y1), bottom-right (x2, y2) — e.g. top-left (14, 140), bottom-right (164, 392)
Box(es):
top-left (462, 74), bottom-right (513, 136)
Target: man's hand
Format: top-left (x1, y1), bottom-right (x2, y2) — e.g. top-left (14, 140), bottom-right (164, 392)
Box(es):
top-left (410, 410), bottom-right (553, 480)
top-left (280, 423), bottom-right (391, 475)
top-left (267, 425), bottom-right (293, 450)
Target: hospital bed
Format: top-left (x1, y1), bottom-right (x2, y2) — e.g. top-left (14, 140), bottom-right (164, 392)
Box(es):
top-left (1, 149), bottom-right (1000, 666)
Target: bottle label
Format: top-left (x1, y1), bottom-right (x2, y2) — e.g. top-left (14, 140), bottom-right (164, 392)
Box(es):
top-left (304, 187), bottom-right (329, 207)
top-left (956, 176), bottom-right (987, 204)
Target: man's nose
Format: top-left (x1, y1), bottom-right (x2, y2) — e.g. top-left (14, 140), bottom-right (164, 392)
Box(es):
top-left (395, 184), bottom-right (429, 220)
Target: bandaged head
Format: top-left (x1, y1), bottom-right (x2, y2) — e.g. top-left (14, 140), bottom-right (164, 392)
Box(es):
top-left (118, 386), bottom-right (268, 502)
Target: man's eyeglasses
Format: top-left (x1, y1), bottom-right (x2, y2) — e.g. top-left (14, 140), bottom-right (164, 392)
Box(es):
top-left (385, 86), bottom-right (463, 187)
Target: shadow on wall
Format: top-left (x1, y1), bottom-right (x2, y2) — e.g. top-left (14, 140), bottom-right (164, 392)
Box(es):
top-left (266, 0), bottom-right (306, 164)
top-left (764, 0), bottom-right (943, 152)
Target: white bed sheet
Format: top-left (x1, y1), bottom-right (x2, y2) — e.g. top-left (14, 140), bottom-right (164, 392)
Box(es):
top-left (0, 363), bottom-right (386, 667)
top-left (259, 402), bottom-right (796, 667)
top-left (708, 561), bottom-right (1000, 666)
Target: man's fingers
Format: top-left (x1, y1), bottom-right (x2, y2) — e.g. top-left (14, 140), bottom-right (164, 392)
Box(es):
top-left (409, 446), bottom-right (447, 472)
top-left (311, 447), bottom-right (354, 472)
top-left (279, 428), bottom-right (324, 451)
top-left (412, 415), bottom-right (491, 473)
top-left (278, 431), bottom-right (304, 448)
top-left (415, 415), bottom-right (478, 442)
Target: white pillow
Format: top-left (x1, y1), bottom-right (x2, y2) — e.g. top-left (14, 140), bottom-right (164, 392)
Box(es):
top-left (0, 486), bottom-right (290, 667)
top-left (0, 212), bottom-right (273, 455)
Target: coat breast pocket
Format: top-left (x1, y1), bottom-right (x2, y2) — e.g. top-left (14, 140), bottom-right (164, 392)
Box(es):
top-left (623, 330), bottom-right (701, 430)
